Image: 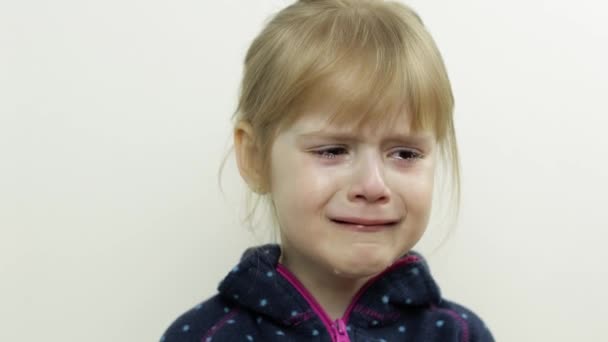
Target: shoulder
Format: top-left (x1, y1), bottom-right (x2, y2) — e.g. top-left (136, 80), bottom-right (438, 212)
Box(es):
top-left (435, 299), bottom-right (496, 342)
top-left (159, 295), bottom-right (240, 342)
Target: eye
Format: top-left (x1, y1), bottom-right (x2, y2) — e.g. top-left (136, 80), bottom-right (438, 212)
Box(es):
top-left (391, 149), bottom-right (423, 161)
top-left (312, 146), bottom-right (348, 159)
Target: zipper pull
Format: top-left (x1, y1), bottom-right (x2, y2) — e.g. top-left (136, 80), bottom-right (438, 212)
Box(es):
top-left (334, 319), bottom-right (349, 342)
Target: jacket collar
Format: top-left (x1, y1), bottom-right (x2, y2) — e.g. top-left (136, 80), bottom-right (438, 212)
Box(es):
top-left (218, 244), bottom-right (442, 328)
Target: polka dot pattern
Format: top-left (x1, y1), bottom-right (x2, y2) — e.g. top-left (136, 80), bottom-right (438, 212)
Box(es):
top-left (160, 244), bottom-right (494, 342)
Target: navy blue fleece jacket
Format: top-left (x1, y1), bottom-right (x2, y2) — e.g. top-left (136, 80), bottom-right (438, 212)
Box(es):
top-left (160, 244), bottom-right (494, 342)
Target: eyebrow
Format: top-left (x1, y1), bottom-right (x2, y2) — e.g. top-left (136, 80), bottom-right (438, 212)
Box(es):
top-left (296, 131), bottom-right (435, 145)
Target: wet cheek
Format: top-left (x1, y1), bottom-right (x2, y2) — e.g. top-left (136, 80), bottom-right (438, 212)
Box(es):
top-left (275, 161), bottom-right (338, 218)
top-left (287, 157), bottom-right (336, 186)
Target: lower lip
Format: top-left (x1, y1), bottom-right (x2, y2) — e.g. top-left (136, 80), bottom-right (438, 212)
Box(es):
top-left (331, 220), bottom-right (395, 232)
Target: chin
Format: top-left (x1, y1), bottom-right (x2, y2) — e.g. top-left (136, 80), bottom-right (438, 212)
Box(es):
top-left (328, 244), bottom-right (396, 278)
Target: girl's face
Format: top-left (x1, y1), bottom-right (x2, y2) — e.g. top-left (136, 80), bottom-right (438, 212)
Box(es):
top-left (269, 103), bottom-right (437, 279)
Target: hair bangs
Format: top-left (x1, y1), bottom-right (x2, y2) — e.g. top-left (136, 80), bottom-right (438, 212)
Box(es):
top-left (291, 47), bottom-right (450, 141)
top-left (280, 3), bottom-right (452, 139)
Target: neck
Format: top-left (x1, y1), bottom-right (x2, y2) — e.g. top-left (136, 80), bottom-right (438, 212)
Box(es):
top-left (278, 244), bottom-right (374, 320)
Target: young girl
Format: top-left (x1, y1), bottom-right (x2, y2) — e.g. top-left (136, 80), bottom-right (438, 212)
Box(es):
top-left (161, 0), bottom-right (494, 341)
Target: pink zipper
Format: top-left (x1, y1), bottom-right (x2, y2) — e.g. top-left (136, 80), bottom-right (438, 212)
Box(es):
top-left (276, 265), bottom-right (347, 341)
top-left (276, 254), bottom-right (418, 342)
top-left (334, 318), bottom-right (349, 342)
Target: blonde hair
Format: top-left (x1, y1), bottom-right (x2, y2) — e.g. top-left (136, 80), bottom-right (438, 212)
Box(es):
top-left (220, 0), bottom-right (460, 243)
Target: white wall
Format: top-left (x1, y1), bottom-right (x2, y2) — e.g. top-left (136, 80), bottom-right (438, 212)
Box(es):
top-left (1, 0), bottom-right (606, 341)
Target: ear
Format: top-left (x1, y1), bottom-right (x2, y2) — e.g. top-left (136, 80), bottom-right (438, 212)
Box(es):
top-left (234, 120), bottom-right (266, 194)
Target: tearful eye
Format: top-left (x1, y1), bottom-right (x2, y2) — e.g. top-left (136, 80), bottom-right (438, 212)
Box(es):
top-left (312, 147), bottom-right (348, 159)
top-left (393, 149), bottom-right (423, 160)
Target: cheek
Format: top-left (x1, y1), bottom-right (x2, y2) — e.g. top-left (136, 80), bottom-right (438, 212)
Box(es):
top-left (417, 173), bottom-right (435, 203)
top-left (271, 151), bottom-right (335, 196)
top-left (413, 176), bottom-right (435, 225)
top-left (394, 167), bottom-right (435, 214)
top-left (269, 151), bottom-right (331, 222)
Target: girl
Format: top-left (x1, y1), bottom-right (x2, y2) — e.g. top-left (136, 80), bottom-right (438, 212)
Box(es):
top-left (161, 0), bottom-right (494, 341)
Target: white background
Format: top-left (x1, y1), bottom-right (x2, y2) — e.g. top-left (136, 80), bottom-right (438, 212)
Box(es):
top-left (1, 0), bottom-right (607, 341)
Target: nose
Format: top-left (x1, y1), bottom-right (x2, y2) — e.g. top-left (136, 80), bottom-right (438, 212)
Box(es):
top-left (347, 152), bottom-right (390, 204)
